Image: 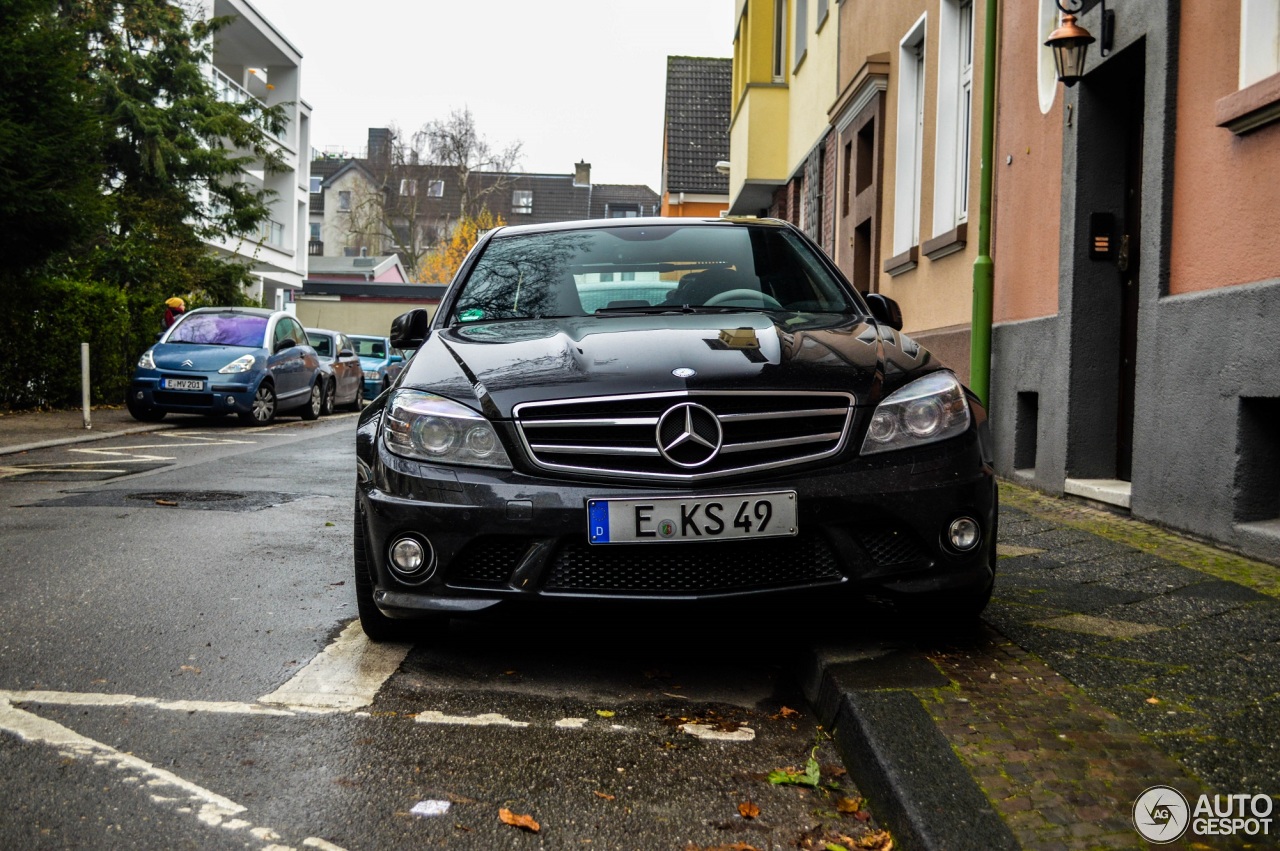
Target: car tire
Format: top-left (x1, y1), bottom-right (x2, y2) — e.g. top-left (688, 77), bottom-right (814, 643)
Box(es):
top-left (347, 388), bottom-right (367, 412)
top-left (126, 396), bottom-right (165, 422)
top-left (301, 382), bottom-right (322, 421)
top-left (320, 379), bottom-right (336, 416)
top-left (353, 502), bottom-right (435, 643)
top-left (239, 382), bottom-right (276, 426)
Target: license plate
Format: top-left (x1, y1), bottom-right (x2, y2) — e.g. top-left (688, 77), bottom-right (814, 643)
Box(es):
top-left (162, 378), bottom-right (205, 391)
top-left (587, 492), bottom-right (797, 544)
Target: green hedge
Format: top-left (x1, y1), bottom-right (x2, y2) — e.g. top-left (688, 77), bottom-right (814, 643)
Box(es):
top-left (0, 278), bottom-right (134, 409)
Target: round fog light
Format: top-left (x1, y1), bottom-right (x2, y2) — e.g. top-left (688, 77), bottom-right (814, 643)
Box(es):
top-left (948, 517), bottom-right (981, 551)
top-left (387, 535), bottom-right (435, 584)
top-left (225, 395), bottom-right (236, 406)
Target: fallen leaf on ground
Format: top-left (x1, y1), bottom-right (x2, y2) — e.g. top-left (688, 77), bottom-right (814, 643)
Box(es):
top-left (768, 753), bottom-right (821, 787)
top-left (179, 665), bottom-right (201, 674)
top-left (596, 709), bottom-right (615, 718)
top-left (779, 706), bottom-right (800, 718)
top-left (854, 830), bottom-right (893, 850)
top-left (738, 801), bottom-right (760, 819)
top-left (1145, 696), bottom-right (1161, 704)
top-left (836, 797), bottom-right (862, 814)
top-left (593, 791), bottom-right (615, 801)
top-left (684, 843), bottom-right (760, 851)
top-left (155, 499), bottom-right (177, 506)
top-left (498, 808), bottom-right (540, 832)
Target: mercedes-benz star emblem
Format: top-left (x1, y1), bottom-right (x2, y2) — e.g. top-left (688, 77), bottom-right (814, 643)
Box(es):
top-left (181, 359), bottom-right (194, 368)
top-left (656, 402), bottom-right (722, 468)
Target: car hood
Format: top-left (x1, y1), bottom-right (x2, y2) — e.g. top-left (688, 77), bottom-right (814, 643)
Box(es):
top-left (148, 343), bottom-right (261, 372)
top-left (399, 312), bottom-right (942, 417)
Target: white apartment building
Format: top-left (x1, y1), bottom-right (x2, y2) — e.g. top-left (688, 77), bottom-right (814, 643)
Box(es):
top-left (197, 0), bottom-right (312, 311)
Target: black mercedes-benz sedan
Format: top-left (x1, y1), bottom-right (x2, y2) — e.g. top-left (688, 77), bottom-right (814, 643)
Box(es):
top-left (353, 217), bottom-right (997, 641)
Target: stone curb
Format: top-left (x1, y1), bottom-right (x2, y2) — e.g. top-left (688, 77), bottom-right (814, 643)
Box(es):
top-left (802, 645), bottom-right (1019, 851)
top-left (0, 423), bottom-right (175, 457)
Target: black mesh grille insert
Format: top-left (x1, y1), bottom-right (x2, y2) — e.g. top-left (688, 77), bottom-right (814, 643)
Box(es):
top-left (855, 527), bottom-right (928, 566)
top-left (543, 533), bottom-right (844, 595)
top-left (448, 538), bottom-right (533, 586)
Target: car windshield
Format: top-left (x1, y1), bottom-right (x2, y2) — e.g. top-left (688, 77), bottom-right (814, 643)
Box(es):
top-left (451, 224), bottom-right (858, 323)
top-left (352, 338), bottom-right (386, 358)
top-left (168, 312), bottom-right (268, 347)
top-left (307, 333), bottom-right (333, 357)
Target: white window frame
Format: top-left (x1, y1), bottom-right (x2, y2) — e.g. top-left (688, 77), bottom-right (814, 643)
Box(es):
top-left (427, 179), bottom-right (444, 197)
top-left (512, 190), bottom-right (533, 215)
top-left (773, 0), bottom-right (787, 81)
top-left (337, 190), bottom-right (351, 212)
top-left (795, 0), bottom-right (809, 71)
top-left (893, 16), bottom-right (928, 256)
top-left (309, 176), bottom-right (322, 193)
top-left (399, 179), bottom-right (417, 196)
top-left (1037, 0), bottom-right (1060, 114)
top-left (1240, 0), bottom-right (1280, 89)
top-left (933, 0), bottom-right (974, 235)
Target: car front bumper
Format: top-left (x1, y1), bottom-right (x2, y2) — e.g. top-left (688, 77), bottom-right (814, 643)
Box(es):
top-left (129, 371), bottom-right (260, 416)
top-left (357, 427), bottom-right (997, 617)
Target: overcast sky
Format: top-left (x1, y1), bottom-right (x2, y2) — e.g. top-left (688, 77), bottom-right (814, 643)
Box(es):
top-left (246, 0), bottom-right (735, 190)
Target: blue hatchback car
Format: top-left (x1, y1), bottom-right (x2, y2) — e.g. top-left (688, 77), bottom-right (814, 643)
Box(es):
top-left (349, 335), bottom-right (407, 401)
top-left (127, 308), bottom-right (324, 426)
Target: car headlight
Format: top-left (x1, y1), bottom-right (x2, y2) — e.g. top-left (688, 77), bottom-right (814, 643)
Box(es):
top-left (383, 389), bottom-right (512, 469)
top-left (363, 370), bottom-right (380, 381)
top-left (218, 354), bottom-right (257, 374)
top-left (137, 350), bottom-right (156, 369)
top-left (860, 371), bottom-right (971, 455)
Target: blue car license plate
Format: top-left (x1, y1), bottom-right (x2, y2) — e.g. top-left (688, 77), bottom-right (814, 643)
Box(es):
top-left (162, 378), bottom-right (205, 391)
top-left (587, 492), bottom-right (797, 544)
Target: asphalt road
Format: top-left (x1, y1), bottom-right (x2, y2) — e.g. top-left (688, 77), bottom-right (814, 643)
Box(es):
top-left (0, 415), bottom-right (879, 850)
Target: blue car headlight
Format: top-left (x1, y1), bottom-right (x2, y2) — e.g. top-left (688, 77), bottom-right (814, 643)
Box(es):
top-left (218, 355), bottom-right (257, 374)
top-left (383, 389), bottom-right (512, 469)
top-left (137, 350), bottom-right (156, 369)
top-left (860, 371), bottom-right (971, 455)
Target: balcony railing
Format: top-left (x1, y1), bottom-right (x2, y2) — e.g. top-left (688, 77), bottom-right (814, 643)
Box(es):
top-left (209, 65), bottom-right (285, 147)
top-left (260, 219), bottom-right (285, 248)
top-left (308, 240), bottom-right (324, 256)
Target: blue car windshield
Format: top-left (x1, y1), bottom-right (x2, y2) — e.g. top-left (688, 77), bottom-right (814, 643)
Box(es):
top-left (169, 313), bottom-right (268, 347)
top-left (352, 339), bottom-right (386, 358)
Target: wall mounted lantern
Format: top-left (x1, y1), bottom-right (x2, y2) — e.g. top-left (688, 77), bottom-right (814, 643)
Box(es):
top-left (1045, 0), bottom-right (1114, 87)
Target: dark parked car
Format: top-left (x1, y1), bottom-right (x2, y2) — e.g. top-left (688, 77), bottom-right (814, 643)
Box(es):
top-left (354, 218), bottom-right (997, 641)
top-left (306, 327), bottom-right (366, 414)
top-left (349, 335), bottom-right (407, 400)
top-left (128, 308), bottom-right (324, 425)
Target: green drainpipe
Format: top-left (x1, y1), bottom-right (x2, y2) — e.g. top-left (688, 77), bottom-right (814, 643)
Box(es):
top-left (970, 0), bottom-right (999, 407)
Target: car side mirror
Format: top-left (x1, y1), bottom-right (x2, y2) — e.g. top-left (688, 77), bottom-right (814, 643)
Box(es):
top-left (338, 348), bottom-right (355, 358)
top-left (864, 293), bottom-right (904, 331)
top-left (389, 354), bottom-right (404, 364)
top-left (390, 309), bottom-right (431, 350)
top-left (275, 338), bottom-right (296, 353)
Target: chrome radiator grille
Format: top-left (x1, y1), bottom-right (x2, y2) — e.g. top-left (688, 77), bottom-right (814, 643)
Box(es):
top-left (513, 391), bottom-right (855, 482)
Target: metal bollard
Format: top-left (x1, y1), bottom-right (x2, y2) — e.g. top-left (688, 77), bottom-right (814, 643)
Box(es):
top-left (81, 342), bottom-right (91, 430)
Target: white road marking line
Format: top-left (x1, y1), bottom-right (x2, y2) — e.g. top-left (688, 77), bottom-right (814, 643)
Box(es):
top-left (258, 621), bottom-right (410, 710)
top-left (0, 699), bottom-right (349, 850)
top-left (0, 690), bottom-right (316, 716)
top-left (414, 710), bottom-right (530, 728)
